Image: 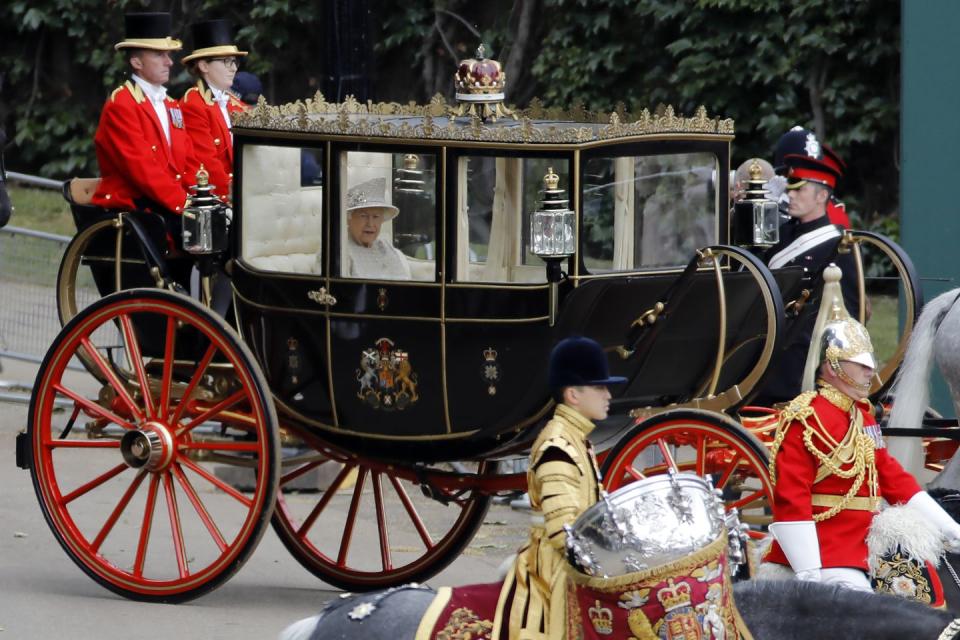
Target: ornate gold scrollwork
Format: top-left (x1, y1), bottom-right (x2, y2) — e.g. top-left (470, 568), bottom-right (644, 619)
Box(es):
top-left (307, 287), bottom-right (337, 306)
top-left (232, 93), bottom-right (734, 143)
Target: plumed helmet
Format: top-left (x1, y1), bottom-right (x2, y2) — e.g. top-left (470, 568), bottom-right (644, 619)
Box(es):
top-left (802, 265), bottom-right (876, 391)
top-left (548, 336), bottom-right (627, 392)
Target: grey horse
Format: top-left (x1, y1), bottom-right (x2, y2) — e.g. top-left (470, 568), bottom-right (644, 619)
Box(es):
top-left (886, 288), bottom-right (960, 478)
top-left (277, 580), bottom-right (959, 640)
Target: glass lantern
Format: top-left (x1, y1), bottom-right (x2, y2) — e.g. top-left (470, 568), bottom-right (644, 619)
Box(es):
top-left (182, 166), bottom-right (229, 255)
top-left (732, 159), bottom-right (779, 248)
top-left (530, 167), bottom-right (576, 281)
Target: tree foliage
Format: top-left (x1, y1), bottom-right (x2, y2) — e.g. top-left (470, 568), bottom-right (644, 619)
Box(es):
top-left (0, 0), bottom-right (900, 225)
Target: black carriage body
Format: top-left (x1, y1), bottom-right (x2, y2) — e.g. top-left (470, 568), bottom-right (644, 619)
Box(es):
top-left (227, 100), bottom-right (774, 462)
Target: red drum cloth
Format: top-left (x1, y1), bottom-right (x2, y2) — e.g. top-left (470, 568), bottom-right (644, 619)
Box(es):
top-left (415, 582), bottom-right (501, 640)
top-left (566, 534), bottom-right (753, 640)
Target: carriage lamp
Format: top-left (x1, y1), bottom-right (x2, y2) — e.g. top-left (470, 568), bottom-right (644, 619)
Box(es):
top-left (731, 159), bottom-right (779, 248)
top-left (394, 154), bottom-right (425, 194)
top-left (530, 167), bottom-right (576, 325)
top-left (182, 165), bottom-right (229, 255)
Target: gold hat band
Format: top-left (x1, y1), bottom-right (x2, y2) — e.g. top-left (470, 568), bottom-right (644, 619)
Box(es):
top-left (115, 37), bottom-right (183, 52)
top-left (182, 45), bottom-right (248, 64)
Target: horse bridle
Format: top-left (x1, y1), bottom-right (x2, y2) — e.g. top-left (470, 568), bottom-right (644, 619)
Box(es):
top-left (940, 618), bottom-right (960, 640)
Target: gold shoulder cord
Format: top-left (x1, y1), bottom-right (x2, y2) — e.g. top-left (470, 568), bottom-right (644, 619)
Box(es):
top-left (768, 389), bottom-right (878, 522)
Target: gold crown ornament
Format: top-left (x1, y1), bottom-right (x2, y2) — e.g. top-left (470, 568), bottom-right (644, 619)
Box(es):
top-left (452, 44), bottom-right (515, 121)
top-left (588, 600), bottom-right (614, 635)
top-left (656, 578), bottom-right (693, 612)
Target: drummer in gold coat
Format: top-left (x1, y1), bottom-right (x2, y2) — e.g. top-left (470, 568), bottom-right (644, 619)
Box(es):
top-left (493, 336), bottom-right (625, 640)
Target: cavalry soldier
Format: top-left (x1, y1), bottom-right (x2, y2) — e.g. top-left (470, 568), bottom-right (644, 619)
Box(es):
top-left (92, 12), bottom-right (196, 217)
top-left (773, 126), bottom-right (851, 229)
top-left (764, 267), bottom-right (960, 591)
top-left (180, 19), bottom-right (248, 203)
top-left (753, 134), bottom-right (860, 406)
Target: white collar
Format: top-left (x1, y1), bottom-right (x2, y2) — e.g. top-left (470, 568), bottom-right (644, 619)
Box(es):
top-left (210, 85), bottom-right (230, 105)
top-left (131, 75), bottom-right (167, 103)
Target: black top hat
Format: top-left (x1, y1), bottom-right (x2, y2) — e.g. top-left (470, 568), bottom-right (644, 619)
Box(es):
top-left (115, 12), bottom-right (182, 51)
top-left (182, 19), bottom-right (247, 64)
top-left (548, 336), bottom-right (627, 392)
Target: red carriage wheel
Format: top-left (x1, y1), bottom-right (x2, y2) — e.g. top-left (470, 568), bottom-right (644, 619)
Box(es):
top-left (271, 449), bottom-right (492, 591)
top-left (27, 289), bottom-right (279, 602)
top-left (600, 409), bottom-right (772, 538)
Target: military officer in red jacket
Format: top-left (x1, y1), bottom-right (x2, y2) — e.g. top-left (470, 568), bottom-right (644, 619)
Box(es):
top-left (92, 12), bottom-right (196, 216)
top-left (764, 267), bottom-right (960, 591)
top-left (179, 19), bottom-right (248, 203)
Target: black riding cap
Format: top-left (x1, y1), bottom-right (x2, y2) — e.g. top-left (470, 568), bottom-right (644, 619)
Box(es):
top-left (548, 336), bottom-right (627, 391)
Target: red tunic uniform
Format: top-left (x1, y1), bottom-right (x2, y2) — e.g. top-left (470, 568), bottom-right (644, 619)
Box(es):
top-left (766, 390), bottom-right (921, 571)
top-left (92, 81), bottom-right (196, 214)
top-left (179, 80), bottom-right (246, 202)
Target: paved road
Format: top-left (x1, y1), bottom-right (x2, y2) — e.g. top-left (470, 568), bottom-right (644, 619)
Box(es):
top-left (0, 356), bottom-right (530, 640)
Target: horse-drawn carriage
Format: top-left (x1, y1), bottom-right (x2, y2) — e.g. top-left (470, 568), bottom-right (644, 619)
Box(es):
top-left (14, 71), bottom-right (925, 603)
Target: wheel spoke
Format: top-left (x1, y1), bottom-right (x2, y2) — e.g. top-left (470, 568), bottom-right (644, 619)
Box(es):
top-left (728, 488), bottom-right (767, 512)
top-left (162, 472), bottom-right (190, 579)
top-left (655, 438), bottom-right (679, 473)
top-left (61, 463), bottom-right (128, 504)
top-left (134, 474), bottom-right (160, 577)
top-left (337, 467), bottom-right (368, 567)
top-left (713, 456), bottom-right (741, 490)
top-left (177, 389), bottom-right (247, 436)
top-left (54, 384), bottom-right (135, 430)
top-left (119, 314), bottom-right (155, 419)
top-left (297, 463), bottom-right (356, 537)
top-left (170, 343), bottom-right (218, 426)
top-left (171, 463), bottom-right (227, 552)
top-left (92, 470), bottom-right (148, 553)
top-left (389, 474), bottom-right (434, 548)
top-left (46, 438), bottom-right (121, 450)
top-left (280, 458), bottom-right (328, 487)
top-left (371, 473), bottom-right (392, 571)
top-left (177, 456), bottom-right (254, 507)
top-left (695, 435), bottom-right (707, 477)
top-left (179, 440), bottom-right (262, 453)
top-left (80, 336), bottom-right (144, 423)
top-left (159, 317), bottom-right (177, 420)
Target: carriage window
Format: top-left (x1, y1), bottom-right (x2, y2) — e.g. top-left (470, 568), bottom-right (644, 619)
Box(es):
top-left (582, 153), bottom-right (717, 271)
top-left (456, 156), bottom-right (562, 283)
top-left (339, 151), bottom-right (436, 281)
top-left (240, 144), bottom-right (324, 274)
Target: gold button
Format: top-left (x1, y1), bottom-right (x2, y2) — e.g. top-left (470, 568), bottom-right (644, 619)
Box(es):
top-left (175, 206), bottom-right (181, 211)
top-left (176, 174), bottom-right (181, 180)
top-left (214, 138), bottom-right (221, 146)
top-left (151, 145), bottom-right (157, 152)
top-left (228, 173), bottom-right (233, 178)
top-left (105, 194), bottom-right (111, 200)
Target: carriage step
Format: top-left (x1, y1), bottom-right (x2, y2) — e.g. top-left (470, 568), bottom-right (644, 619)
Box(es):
top-left (15, 431), bottom-right (30, 469)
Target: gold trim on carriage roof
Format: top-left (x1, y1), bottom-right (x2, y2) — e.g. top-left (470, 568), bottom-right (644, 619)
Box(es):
top-left (231, 92), bottom-right (735, 143)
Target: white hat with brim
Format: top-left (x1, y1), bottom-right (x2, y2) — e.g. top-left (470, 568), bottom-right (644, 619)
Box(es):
top-left (346, 178), bottom-right (399, 220)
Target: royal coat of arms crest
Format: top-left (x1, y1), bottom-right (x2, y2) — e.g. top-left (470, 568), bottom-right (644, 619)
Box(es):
top-left (356, 337), bottom-right (419, 410)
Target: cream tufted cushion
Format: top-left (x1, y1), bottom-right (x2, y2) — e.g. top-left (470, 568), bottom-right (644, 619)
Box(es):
top-left (241, 146), bottom-right (323, 274)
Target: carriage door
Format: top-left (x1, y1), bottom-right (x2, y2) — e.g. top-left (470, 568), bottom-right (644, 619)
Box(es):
top-left (326, 148), bottom-right (445, 437)
top-left (442, 152), bottom-right (571, 434)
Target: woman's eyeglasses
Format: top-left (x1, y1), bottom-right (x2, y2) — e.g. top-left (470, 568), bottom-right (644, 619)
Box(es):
top-left (209, 57), bottom-right (239, 70)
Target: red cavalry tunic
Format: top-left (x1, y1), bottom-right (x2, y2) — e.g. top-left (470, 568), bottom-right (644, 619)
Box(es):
top-left (766, 390), bottom-right (921, 571)
top-left (180, 80), bottom-right (247, 202)
top-left (92, 80), bottom-right (196, 214)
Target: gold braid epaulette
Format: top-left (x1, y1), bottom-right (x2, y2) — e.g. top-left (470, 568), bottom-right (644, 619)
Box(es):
top-left (767, 391), bottom-right (818, 487)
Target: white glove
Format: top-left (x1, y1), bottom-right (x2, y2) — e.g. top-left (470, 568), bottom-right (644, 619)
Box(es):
top-left (908, 491), bottom-right (960, 550)
top-left (770, 521), bottom-right (822, 579)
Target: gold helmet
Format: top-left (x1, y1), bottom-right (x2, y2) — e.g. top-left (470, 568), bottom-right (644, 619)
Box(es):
top-left (802, 264), bottom-right (875, 392)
